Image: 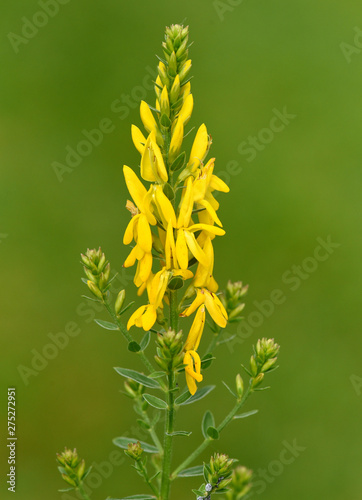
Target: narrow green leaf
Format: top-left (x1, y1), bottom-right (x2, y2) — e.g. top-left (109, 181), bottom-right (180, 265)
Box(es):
top-left (94, 319), bottom-right (118, 331)
top-left (128, 341), bottom-right (141, 353)
top-left (174, 389), bottom-right (191, 405)
top-left (143, 394), bottom-right (168, 410)
top-left (166, 430), bottom-right (192, 437)
top-left (170, 151), bottom-right (186, 172)
top-left (114, 367), bottom-right (161, 389)
top-left (201, 353), bottom-right (215, 369)
top-left (148, 371), bottom-right (165, 379)
top-left (107, 496), bottom-right (156, 500)
top-left (58, 488), bottom-right (74, 492)
top-left (178, 465), bottom-right (204, 477)
top-left (202, 410), bottom-right (215, 439)
top-left (113, 437), bottom-right (158, 454)
top-left (81, 295), bottom-right (101, 303)
top-left (222, 380), bottom-right (237, 398)
top-left (117, 301), bottom-right (135, 317)
top-left (234, 409), bottom-right (259, 419)
top-left (178, 385), bottom-right (216, 406)
top-left (207, 426), bottom-right (219, 440)
top-left (140, 331), bottom-right (150, 351)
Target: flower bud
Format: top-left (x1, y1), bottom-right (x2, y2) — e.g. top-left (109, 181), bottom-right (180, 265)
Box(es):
top-left (235, 374), bottom-right (244, 399)
top-left (115, 290), bottom-right (126, 315)
top-left (160, 86), bottom-right (170, 117)
top-left (125, 441), bottom-right (143, 461)
top-left (250, 355), bottom-right (258, 377)
top-left (252, 372), bottom-right (264, 388)
top-left (87, 280), bottom-right (103, 300)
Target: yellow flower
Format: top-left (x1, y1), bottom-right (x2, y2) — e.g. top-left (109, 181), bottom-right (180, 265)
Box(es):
top-left (140, 100), bottom-right (163, 146)
top-left (177, 93), bottom-right (194, 125)
top-left (184, 305), bottom-right (205, 351)
top-left (193, 236), bottom-right (218, 292)
top-left (131, 125), bottom-right (147, 155)
top-left (141, 132), bottom-right (168, 183)
top-left (123, 212), bottom-right (153, 285)
top-left (181, 288), bottom-right (228, 328)
top-left (123, 166), bottom-right (156, 225)
top-left (183, 349), bottom-right (203, 395)
top-left (169, 118), bottom-right (184, 163)
top-left (187, 124), bottom-right (209, 171)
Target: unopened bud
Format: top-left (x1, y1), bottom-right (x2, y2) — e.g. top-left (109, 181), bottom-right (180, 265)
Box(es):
top-left (87, 281), bottom-right (103, 300)
top-left (250, 355), bottom-right (258, 377)
top-left (252, 372), bottom-right (264, 388)
top-left (235, 374), bottom-right (244, 399)
top-left (115, 290), bottom-right (126, 315)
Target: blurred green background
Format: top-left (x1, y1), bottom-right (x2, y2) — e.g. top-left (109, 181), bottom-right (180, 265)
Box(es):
top-left (1, 0), bottom-right (361, 499)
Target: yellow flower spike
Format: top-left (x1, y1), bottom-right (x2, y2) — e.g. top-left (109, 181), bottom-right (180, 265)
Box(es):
top-left (176, 229), bottom-right (189, 270)
top-left (177, 177), bottom-right (194, 228)
top-left (160, 86), bottom-right (170, 117)
top-left (131, 125), bottom-right (147, 155)
top-left (184, 350), bottom-right (203, 396)
top-left (188, 124), bottom-right (209, 171)
top-left (153, 186), bottom-right (177, 227)
top-left (178, 93), bottom-right (194, 125)
top-left (184, 305), bottom-right (206, 351)
top-left (123, 166), bottom-right (156, 225)
top-left (169, 119), bottom-right (184, 164)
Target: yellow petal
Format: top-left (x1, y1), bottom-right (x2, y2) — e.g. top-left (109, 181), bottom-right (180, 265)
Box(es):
top-left (137, 214), bottom-right (152, 253)
top-left (184, 306), bottom-right (205, 351)
top-left (123, 166), bottom-right (156, 225)
top-left (154, 186), bottom-right (177, 227)
top-left (140, 100), bottom-right (157, 135)
top-left (188, 124), bottom-right (208, 171)
top-left (210, 174), bottom-right (230, 193)
top-left (184, 231), bottom-right (208, 266)
top-left (180, 290), bottom-right (205, 317)
top-left (139, 252), bottom-right (153, 282)
top-left (197, 199), bottom-right (223, 227)
top-left (150, 132), bottom-right (168, 182)
top-left (141, 134), bottom-right (157, 182)
top-left (184, 350), bottom-right (203, 395)
top-left (176, 229), bottom-right (189, 269)
top-left (165, 221), bottom-right (177, 269)
top-left (131, 125), bottom-right (147, 155)
top-left (123, 214), bottom-right (140, 245)
top-left (193, 237), bottom-right (213, 288)
top-left (177, 177), bottom-right (194, 228)
top-left (173, 268), bottom-right (193, 280)
top-left (187, 223), bottom-right (225, 236)
top-left (141, 305), bottom-right (157, 331)
top-left (127, 305), bottom-right (146, 330)
top-left (204, 290), bottom-right (228, 328)
top-left (169, 119), bottom-right (184, 162)
top-left (124, 246), bottom-right (138, 268)
top-left (178, 93), bottom-right (194, 125)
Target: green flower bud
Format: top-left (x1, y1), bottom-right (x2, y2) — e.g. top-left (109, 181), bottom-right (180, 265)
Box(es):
top-left (250, 355), bottom-right (258, 377)
top-left (115, 290), bottom-right (126, 315)
top-left (252, 372), bottom-right (264, 388)
top-left (235, 374), bottom-right (244, 399)
top-left (125, 441), bottom-right (143, 461)
top-left (87, 281), bottom-right (103, 300)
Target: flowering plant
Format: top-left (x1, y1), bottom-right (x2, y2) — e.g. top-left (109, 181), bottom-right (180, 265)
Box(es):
top-left (57, 24), bottom-right (280, 500)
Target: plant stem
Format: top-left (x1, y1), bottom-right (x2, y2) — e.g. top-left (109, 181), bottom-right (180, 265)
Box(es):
top-left (139, 400), bottom-right (164, 455)
top-left (103, 297), bottom-right (155, 374)
top-left (78, 484), bottom-right (91, 500)
top-left (171, 385), bottom-right (253, 480)
top-left (160, 372), bottom-right (176, 500)
top-left (138, 461), bottom-right (160, 497)
top-left (169, 289), bottom-right (178, 332)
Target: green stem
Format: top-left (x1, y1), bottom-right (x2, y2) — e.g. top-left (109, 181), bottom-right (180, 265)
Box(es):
top-left (171, 384), bottom-right (253, 480)
top-left (138, 461), bottom-right (159, 497)
top-left (169, 290), bottom-right (178, 332)
top-left (160, 372), bottom-right (176, 500)
top-left (78, 484), bottom-right (91, 500)
top-left (103, 297), bottom-right (155, 374)
top-left (139, 401), bottom-right (164, 455)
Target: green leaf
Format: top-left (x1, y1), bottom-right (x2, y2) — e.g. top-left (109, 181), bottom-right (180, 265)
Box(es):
top-left (113, 437), bottom-right (158, 454)
top-left (94, 319), bottom-right (118, 330)
top-left (234, 409), bottom-right (259, 419)
top-left (177, 385), bottom-right (216, 406)
top-left (174, 389), bottom-right (191, 405)
top-left (160, 113), bottom-right (171, 128)
top-left (166, 430), bottom-right (192, 437)
top-left (143, 394), bottom-right (168, 410)
top-left (222, 380), bottom-right (237, 398)
top-left (140, 331), bottom-right (151, 351)
top-left (202, 410), bottom-right (215, 439)
top-left (128, 341), bottom-right (141, 353)
top-left (170, 151), bottom-right (186, 172)
top-left (167, 276), bottom-right (184, 290)
top-left (114, 368), bottom-right (161, 389)
top-left (117, 301), bottom-right (135, 317)
top-left (107, 496), bottom-right (156, 500)
top-left (178, 465), bottom-right (204, 477)
top-left (163, 182), bottom-right (174, 201)
top-left (207, 426), bottom-right (219, 440)
top-left (149, 371), bottom-right (165, 379)
top-left (201, 353), bottom-right (215, 369)
top-left (58, 488), bottom-right (74, 492)
top-left (136, 419), bottom-right (151, 430)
